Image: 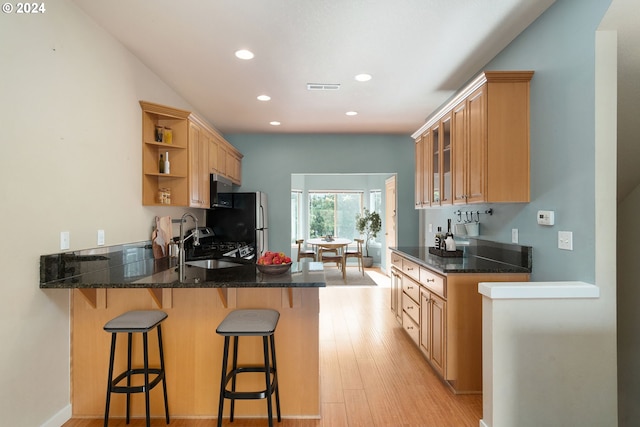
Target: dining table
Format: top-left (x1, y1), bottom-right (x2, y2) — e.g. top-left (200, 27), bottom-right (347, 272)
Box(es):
top-left (307, 237), bottom-right (353, 280)
top-left (306, 237), bottom-right (353, 254)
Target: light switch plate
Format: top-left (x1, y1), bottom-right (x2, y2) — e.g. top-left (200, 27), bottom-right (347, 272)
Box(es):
top-left (512, 228), bottom-right (519, 243)
top-left (97, 229), bottom-right (105, 246)
top-left (60, 231), bottom-right (70, 250)
top-left (558, 231), bottom-right (573, 250)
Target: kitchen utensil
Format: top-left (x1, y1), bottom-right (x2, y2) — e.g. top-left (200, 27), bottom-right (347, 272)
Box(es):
top-left (465, 222), bottom-right (480, 236)
top-left (455, 223), bottom-right (467, 235)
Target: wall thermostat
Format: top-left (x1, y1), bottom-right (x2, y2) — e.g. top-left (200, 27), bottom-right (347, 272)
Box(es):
top-left (537, 210), bottom-right (555, 226)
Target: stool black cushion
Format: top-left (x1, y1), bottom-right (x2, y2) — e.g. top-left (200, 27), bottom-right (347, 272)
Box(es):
top-left (216, 309), bottom-right (280, 336)
top-left (104, 310), bottom-right (167, 333)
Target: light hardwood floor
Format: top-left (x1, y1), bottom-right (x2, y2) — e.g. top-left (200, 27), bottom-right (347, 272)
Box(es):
top-left (63, 269), bottom-right (481, 427)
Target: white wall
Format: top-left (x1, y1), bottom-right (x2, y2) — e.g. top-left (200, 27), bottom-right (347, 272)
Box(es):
top-left (0, 2), bottom-right (202, 425)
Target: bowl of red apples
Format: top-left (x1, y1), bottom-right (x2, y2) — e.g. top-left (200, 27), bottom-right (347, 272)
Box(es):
top-left (256, 251), bottom-right (293, 275)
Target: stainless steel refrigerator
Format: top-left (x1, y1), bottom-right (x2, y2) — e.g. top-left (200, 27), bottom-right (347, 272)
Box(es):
top-left (205, 192), bottom-right (268, 259)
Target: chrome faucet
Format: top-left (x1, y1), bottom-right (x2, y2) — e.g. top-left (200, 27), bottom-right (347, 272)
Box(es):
top-left (178, 212), bottom-right (200, 278)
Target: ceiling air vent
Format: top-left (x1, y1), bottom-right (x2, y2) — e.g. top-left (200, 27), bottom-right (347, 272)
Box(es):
top-left (307, 83), bottom-right (341, 91)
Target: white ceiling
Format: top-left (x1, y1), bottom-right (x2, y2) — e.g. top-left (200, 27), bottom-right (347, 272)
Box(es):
top-left (71, 0), bottom-right (639, 200)
top-left (71, 0), bottom-right (555, 135)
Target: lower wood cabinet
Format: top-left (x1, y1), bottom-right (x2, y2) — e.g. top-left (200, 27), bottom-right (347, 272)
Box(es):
top-left (421, 288), bottom-right (446, 377)
top-left (391, 251), bottom-right (528, 394)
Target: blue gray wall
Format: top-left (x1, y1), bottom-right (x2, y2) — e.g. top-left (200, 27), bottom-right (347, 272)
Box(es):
top-left (226, 134), bottom-right (418, 265)
top-left (420, 0), bottom-right (609, 282)
top-left (229, 0), bottom-right (609, 283)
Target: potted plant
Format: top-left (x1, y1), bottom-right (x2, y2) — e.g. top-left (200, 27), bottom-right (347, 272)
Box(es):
top-left (355, 208), bottom-right (382, 268)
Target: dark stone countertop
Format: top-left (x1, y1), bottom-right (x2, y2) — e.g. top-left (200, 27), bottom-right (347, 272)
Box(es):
top-left (40, 241), bottom-right (325, 289)
top-left (391, 239), bottom-right (532, 275)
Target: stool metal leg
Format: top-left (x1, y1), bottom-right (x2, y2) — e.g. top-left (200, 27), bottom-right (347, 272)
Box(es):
top-left (270, 334), bottom-right (281, 422)
top-left (217, 336), bottom-right (230, 427)
top-left (104, 333), bottom-right (117, 427)
top-left (230, 335), bottom-right (239, 422)
top-left (157, 324), bottom-right (170, 424)
top-left (143, 331), bottom-right (151, 427)
top-left (126, 332), bottom-right (132, 424)
top-left (263, 336), bottom-right (273, 427)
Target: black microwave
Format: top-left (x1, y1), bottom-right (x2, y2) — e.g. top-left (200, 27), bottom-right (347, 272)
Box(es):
top-left (210, 174), bottom-right (233, 208)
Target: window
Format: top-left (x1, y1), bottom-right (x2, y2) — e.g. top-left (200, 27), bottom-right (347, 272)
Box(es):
top-left (308, 192), bottom-right (363, 239)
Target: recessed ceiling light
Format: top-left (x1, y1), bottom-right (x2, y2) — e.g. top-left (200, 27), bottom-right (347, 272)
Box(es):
top-left (270, 121), bottom-right (281, 126)
top-left (355, 73), bottom-right (372, 82)
top-left (235, 49), bottom-right (254, 60)
top-left (257, 95), bottom-right (271, 101)
top-left (346, 111), bottom-right (358, 116)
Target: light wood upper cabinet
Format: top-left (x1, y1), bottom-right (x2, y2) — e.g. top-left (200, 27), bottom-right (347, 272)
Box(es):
top-left (140, 101), bottom-right (243, 207)
top-left (140, 101), bottom-right (190, 206)
top-left (414, 71), bottom-right (533, 206)
top-left (415, 136), bottom-right (424, 208)
top-left (188, 121), bottom-right (210, 208)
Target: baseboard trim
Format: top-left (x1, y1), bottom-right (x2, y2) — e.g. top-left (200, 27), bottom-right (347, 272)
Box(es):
top-left (479, 419), bottom-right (489, 427)
top-left (41, 404), bottom-right (71, 427)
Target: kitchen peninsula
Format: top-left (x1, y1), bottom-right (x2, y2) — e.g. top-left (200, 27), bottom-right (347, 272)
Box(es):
top-left (40, 242), bottom-right (324, 420)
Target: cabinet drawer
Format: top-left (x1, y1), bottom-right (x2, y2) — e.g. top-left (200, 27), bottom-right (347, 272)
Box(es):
top-left (402, 259), bottom-right (420, 282)
top-left (402, 311), bottom-right (420, 346)
top-left (420, 267), bottom-right (446, 298)
top-left (402, 291), bottom-right (419, 323)
top-left (402, 276), bottom-right (420, 303)
top-left (391, 253), bottom-right (403, 269)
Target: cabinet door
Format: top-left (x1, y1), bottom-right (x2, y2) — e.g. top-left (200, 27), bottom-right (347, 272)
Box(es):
top-left (421, 130), bottom-right (431, 206)
top-left (431, 123), bottom-right (440, 205)
top-left (430, 293), bottom-right (446, 376)
top-left (440, 113), bottom-right (452, 205)
top-left (226, 151), bottom-right (241, 184)
top-left (415, 136), bottom-right (423, 208)
top-left (188, 123), bottom-right (201, 207)
top-left (209, 138), bottom-right (219, 173)
top-left (452, 101), bottom-right (467, 204)
top-left (466, 87), bottom-right (486, 203)
top-left (217, 144), bottom-right (227, 175)
top-left (188, 123), bottom-right (209, 208)
top-left (390, 268), bottom-right (403, 322)
top-left (420, 290), bottom-right (431, 359)
top-left (198, 132), bottom-right (210, 207)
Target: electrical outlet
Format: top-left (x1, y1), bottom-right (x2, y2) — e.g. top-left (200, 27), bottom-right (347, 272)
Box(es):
top-left (512, 228), bottom-right (519, 243)
top-left (60, 231), bottom-right (70, 250)
top-left (97, 229), bottom-right (105, 246)
top-left (558, 231), bottom-right (573, 250)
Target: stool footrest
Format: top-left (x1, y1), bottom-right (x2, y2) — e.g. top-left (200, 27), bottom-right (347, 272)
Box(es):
top-left (110, 368), bottom-right (165, 394)
top-left (223, 366), bottom-right (278, 400)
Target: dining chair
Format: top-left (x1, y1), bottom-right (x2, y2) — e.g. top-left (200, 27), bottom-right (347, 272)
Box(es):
top-left (296, 239), bottom-right (316, 262)
top-left (319, 250), bottom-right (346, 280)
top-left (344, 238), bottom-right (364, 276)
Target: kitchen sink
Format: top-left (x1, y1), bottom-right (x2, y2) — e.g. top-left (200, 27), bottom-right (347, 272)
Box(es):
top-left (185, 259), bottom-right (243, 269)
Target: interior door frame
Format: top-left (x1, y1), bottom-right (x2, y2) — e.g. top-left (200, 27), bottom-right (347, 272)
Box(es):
top-left (384, 175), bottom-right (397, 275)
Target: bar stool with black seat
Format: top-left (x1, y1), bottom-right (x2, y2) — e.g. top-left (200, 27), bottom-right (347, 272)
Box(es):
top-left (216, 309), bottom-right (281, 427)
top-left (296, 239), bottom-right (316, 262)
top-left (103, 310), bottom-right (170, 427)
